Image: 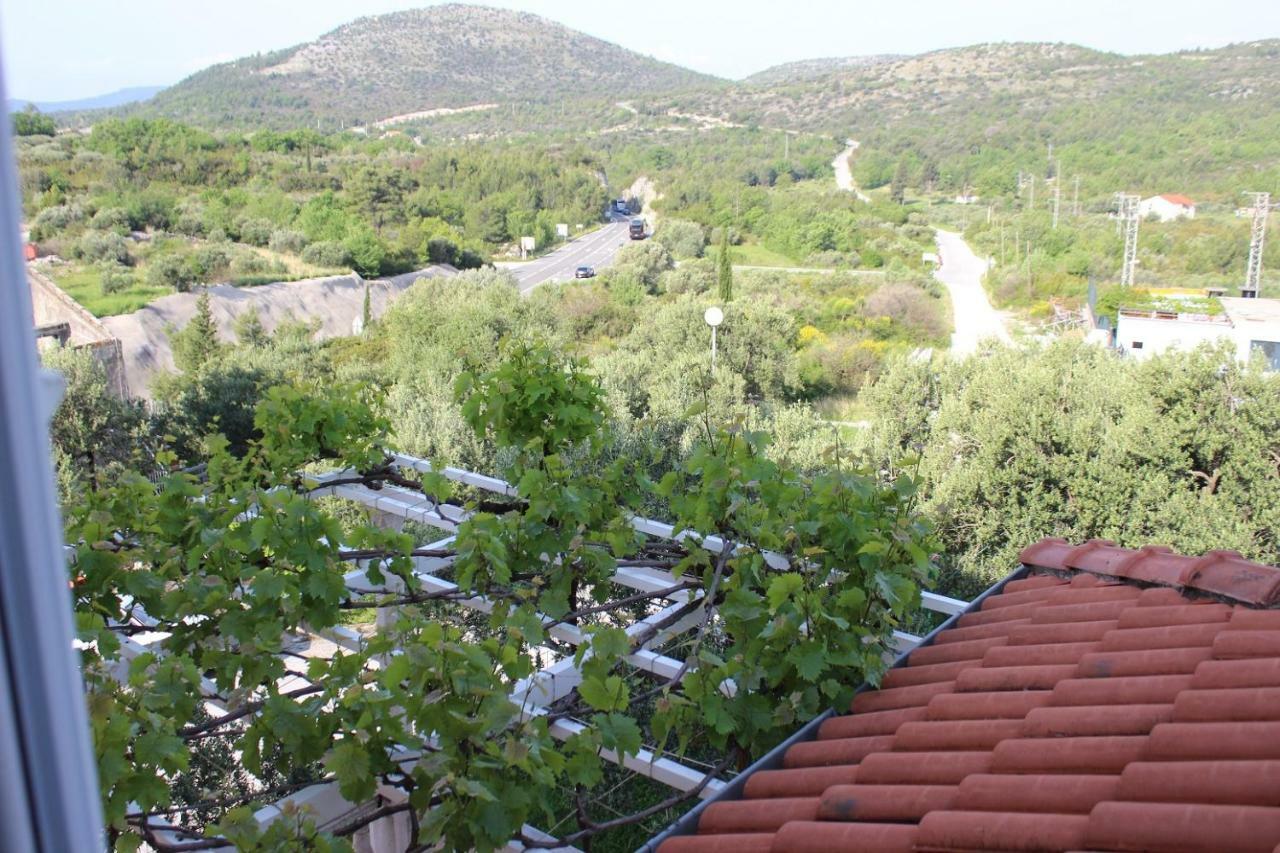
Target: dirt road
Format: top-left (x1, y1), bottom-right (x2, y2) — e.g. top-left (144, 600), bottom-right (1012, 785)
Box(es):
top-left (933, 229), bottom-right (1012, 355)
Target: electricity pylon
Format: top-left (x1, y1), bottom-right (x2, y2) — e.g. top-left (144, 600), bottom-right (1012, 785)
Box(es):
top-left (1243, 191), bottom-right (1272, 298)
top-left (1115, 193), bottom-right (1140, 287)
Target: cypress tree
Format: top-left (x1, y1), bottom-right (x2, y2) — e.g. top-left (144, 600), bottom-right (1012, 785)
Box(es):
top-left (362, 282), bottom-right (372, 334)
top-left (717, 229), bottom-right (733, 303)
top-left (172, 290), bottom-right (222, 373)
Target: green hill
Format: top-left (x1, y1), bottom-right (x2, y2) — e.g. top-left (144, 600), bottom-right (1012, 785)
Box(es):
top-left (135, 4), bottom-right (721, 128)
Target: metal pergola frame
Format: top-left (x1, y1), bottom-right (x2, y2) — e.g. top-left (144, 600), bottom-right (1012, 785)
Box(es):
top-left (105, 450), bottom-right (968, 851)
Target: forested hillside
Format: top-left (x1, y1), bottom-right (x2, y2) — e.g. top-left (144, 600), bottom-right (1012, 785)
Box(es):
top-left (664, 40), bottom-right (1280, 202)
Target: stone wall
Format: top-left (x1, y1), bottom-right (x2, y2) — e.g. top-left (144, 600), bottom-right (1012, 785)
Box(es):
top-left (28, 266), bottom-right (127, 397)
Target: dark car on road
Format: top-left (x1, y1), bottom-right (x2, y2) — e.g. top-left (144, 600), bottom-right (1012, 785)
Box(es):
top-left (629, 218), bottom-right (646, 240)
top-left (575, 265), bottom-right (595, 279)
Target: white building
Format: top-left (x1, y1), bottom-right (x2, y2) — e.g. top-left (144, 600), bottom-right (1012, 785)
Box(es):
top-left (1115, 297), bottom-right (1280, 369)
top-left (1137, 193), bottom-right (1196, 222)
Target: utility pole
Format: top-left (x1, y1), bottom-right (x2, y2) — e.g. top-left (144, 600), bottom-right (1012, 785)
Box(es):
top-left (784, 133), bottom-right (790, 163)
top-left (1072, 175), bottom-right (1081, 218)
top-left (1052, 178), bottom-right (1061, 229)
top-left (1243, 191), bottom-right (1273, 298)
top-left (1116, 192), bottom-right (1141, 287)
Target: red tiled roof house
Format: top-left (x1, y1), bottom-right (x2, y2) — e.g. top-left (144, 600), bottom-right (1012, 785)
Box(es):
top-left (648, 538), bottom-right (1280, 853)
top-left (1137, 194), bottom-right (1196, 222)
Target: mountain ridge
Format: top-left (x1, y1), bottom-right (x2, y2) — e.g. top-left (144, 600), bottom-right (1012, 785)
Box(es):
top-left (10, 85), bottom-right (164, 114)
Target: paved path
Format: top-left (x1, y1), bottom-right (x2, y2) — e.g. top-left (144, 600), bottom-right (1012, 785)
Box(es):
top-left (933, 229), bottom-right (1011, 355)
top-left (503, 216), bottom-right (633, 293)
top-left (833, 139), bottom-right (870, 202)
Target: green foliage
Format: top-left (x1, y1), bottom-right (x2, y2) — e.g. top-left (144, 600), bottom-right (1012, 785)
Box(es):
top-left (13, 105), bottom-right (56, 136)
top-left (863, 341), bottom-right (1280, 596)
top-left (654, 219), bottom-right (706, 260)
top-left (41, 345), bottom-right (150, 498)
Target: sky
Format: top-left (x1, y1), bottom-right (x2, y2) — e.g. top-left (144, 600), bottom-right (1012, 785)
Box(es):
top-left (3, 0), bottom-right (1280, 101)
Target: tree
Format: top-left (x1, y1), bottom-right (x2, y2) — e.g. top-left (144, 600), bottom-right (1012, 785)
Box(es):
top-left (13, 104), bottom-right (56, 136)
top-left (890, 156), bottom-right (909, 205)
top-left (920, 158), bottom-right (940, 192)
top-left (233, 306), bottom-right (268, 348)
top-left (171, 291), bottom-right (223, 373)
top-left (654, 218), bottom-right (706, 260)
top-left (717, 227), bottom-right (733, 303)
top-left (41, 345), bottom-right (150, 494)
top-left (361, 282), bottom-right (372, 334)
top-left (862, 341), bottom-right (1280, 597)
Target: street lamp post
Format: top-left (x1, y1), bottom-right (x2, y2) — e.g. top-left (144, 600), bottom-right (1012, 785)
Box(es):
top-left (704, 306), bottom-right (723, 370)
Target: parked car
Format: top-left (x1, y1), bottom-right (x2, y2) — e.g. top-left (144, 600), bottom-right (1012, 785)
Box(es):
top-left (575, 265), bottom-right (595, 279)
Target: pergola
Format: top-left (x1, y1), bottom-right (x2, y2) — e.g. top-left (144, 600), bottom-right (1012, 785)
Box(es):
top-left (113, 450), bottom-right (968, 851)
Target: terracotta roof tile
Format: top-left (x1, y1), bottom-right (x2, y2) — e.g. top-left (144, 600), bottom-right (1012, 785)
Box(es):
top-left (782, 734), bottom-right (895, 768)
top-left (932, 617), bottom-right (1033, 645)
top-left (740, 764), bottom-right (860, 800)
top-left (955, 663), bottom-right (1078, 691)
top-left (881, 658), bottom-right (980, 688)
top-left (1096, 621), bottom-right (1225, 652)
top-left (1145, 721), bottom-right (1280, 761)
top-left (657, 542), bottom-right (1280, 853)
top-left (1171, 686), bottom-right (1280, 722)
top-left (891, 718), bottom-right (1025, 751)
top-left (1214, 629), bottom-right (1280, 659)
top-left (696, 797), bottom-right (818, 834)
top-left (1190, 657), bottom-right (1280, 689)
top-left (853, 750), bottom-right (993, 785)
top-left (1021, 703), bottom-right (1174, 737)
top-left (849, 679), bottom-right (955, 714)
top-left (1006, 619), bottom-right (1119, 645)
top-left (1086, 802), bottom-right (1280, 853)
top-left (816, 705), bottom-right (925, 739)
top-left (953, 774), bottom-right (1119, 814)
top-left (1116, 602), bottom-right (1232, 628)
top-left (1117, 761), bottom-right (1280, 806)
top-left (771, 821), bottom-right (918, 852)
top-left (982, 641), bottom-right (1101, 667)
top-left (1074, 646), bottom-right (1212, 677)
top-left (1049, 674), bottom-right (1193, 706)
top-left (817, 784), bottom-right (957, 822)
top-left (916, 810), bottom-right (1090, 851)
top-left (990, 735), bottom-right (1148, 774)
top-left (925, 690), bottom-right (1053, 720)
top-left (907, 635), bottom-right (1008, 666)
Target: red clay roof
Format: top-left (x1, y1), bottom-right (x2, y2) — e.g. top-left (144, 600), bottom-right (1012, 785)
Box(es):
top-left (658, 539), bottom-right (1280, 853)
top-left (1159, 193), bottom-right (1196, 207)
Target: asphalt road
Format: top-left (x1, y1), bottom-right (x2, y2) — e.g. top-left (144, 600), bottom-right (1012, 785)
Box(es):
top-left (507, 215), bottom-right (635, 293)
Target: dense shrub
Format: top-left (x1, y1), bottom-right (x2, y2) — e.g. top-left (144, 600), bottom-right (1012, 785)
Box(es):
top-left (302, 240), bottom-right (353, 268)
top-left (268, 229), bottom-right (307, 254)
top-left (74, 230), bottom-right (130, 264)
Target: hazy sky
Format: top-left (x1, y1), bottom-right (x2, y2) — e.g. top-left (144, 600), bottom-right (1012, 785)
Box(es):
top-left (4, 0), bottom-right (1279, 101)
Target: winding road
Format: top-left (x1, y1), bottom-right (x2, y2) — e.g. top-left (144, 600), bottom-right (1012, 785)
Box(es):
top-left (832, 139), bottom-right (870, 203)
top-left (828, 139), bottom-right (1010, 354)
top-left (933, 229), bottom-right (1012, 355)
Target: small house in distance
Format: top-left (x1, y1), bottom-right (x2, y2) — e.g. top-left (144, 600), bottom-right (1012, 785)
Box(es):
top-left (1137, 194), bottom-right (1196, 222)
top-left (1115, 296), bottom-right (1280, 369)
